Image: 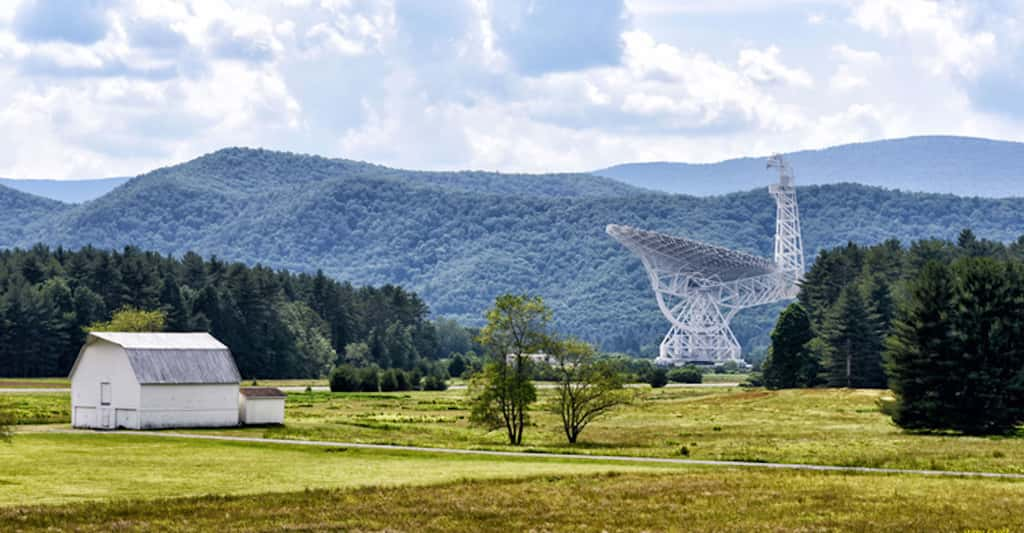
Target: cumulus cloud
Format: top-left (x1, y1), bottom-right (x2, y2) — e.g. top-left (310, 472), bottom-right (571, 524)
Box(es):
top-left (738, 46), bottom-right (814, 87)
top-left (1, 0), bottom-right (1024, 179)
top-left (851, 0), bottom-right (996, 78)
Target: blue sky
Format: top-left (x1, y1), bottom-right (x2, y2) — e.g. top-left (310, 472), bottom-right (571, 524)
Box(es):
top-left (0, 0), bottom-right (1022, 179)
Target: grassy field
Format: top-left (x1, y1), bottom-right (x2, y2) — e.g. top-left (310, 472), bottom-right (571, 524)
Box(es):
top-left (7, 386), bottom-right (1024, 474)
top-left (202, 387), bottom-right (1024, 474)
top-left (700, 372), bottom-right (749, 384)
top-left (0, 433), bottom-right (684, 507)
top-left (0, 377), bottom-right (68, 388)
top-left (0, 393), bottom-right (69, 424)
top-left (4, 387), bottom-right (1024, 530)
top-left (2, 468), bottom-right (1022, 531)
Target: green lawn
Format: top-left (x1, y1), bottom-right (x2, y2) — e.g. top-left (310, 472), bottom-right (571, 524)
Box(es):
top-left (0, 433), bottom-right (682, 507)
top-left (0, 378), bottom-right (68, 388)
top-left (227, 387), bottom-right (1024, 474)
top-left (3, 468), bottom-right (1022, 531)
top-left (0, 393), bottom-right (70, 424)
top-left (700, 372), bottom-right (749, 384)
top-left (4, 389), bottom-right (1024, 531)
top-left (8, 386), bottom-right (1024, 474)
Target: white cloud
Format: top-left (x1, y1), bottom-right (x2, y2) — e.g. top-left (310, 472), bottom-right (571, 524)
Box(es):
top-left (832, 44), bottom-right (882, 65)
top-left (2, 0), bottom-right (1024, 179)
top-left (738, 45), bottom-right (814, 88)
top-left (828, 44), bottom-right (882, 91)
top-left (851, 0), bottom-right (996, 78)
top-left (829, 64), bottom-right (867, 91)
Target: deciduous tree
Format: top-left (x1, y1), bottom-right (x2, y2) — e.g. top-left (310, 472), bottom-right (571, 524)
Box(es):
top-left (88, 306), bottom-right (167, 332)
top-left (470, 294), bottom-right (550, 445)
top-left (550, 339), bottom-right (631, 444)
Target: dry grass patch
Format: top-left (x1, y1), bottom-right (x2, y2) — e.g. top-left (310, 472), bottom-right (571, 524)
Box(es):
top-left (2, 471), bottom-right (1022, 532)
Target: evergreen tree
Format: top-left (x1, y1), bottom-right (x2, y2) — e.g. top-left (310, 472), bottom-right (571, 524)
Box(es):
top-left (886, 259), bottom-right (1024, 434)
top-left (946, 258), bottom-right (1024, 433)
top-left (821, 287), bottom-right (886, 388)
top-left (762, 303), bottom-right (816, 389)
top-left (885, 261), bottom-right (958, 429)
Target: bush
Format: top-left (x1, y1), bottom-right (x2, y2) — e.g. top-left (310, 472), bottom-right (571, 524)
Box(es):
top-left (379, 369), bottom-right (400, 392)
top-left (667, 366), bottom-right (703, 384)
top-left (742, 373), bottom-right (764, 388)
top-left (715, 360), bottom-right (741, 374)
top-left (648, 367), bottom-right (669, 388)
top-left (394, 369), bottom-right (412, 391)
top-left (356, 367), bottom-right (380, 392)
top-left (328, 365), bottom-right (359, 392)
top-left (422, 374), bottom-right (448, 391)
top-left (448, 355), bottom-right (467, 378)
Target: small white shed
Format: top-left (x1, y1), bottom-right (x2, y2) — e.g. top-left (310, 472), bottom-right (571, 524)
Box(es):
top-left (69, 332), bottom-right (242, 429)
top-left (239, 387), bottom-right (286, 425)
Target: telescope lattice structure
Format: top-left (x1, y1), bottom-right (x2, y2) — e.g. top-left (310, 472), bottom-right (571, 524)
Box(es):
top-left (607, 154), bottom-right (805, 365)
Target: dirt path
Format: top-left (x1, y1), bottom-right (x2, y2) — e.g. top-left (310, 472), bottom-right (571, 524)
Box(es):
top-left (57, 429), bottom-right (1024, 481)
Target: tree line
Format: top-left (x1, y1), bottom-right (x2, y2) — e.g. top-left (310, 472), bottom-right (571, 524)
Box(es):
top-left (762, 230), bottom-right (1024, 434)
top-left (0, 244), bottom-right (448, 379)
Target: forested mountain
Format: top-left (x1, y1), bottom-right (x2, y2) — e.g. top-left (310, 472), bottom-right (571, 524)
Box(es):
top-left (0, 185), bottom-right (66, 247)
top-left (4, 147), bottom-right (1024, 359)
top-left (0, 177), bottom-right (130, 203)
top-left (595, 136), bottom-right (1024, 197)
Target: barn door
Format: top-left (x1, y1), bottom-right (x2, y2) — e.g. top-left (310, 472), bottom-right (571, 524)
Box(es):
top-left (99, 382), bottom-right (114, 429)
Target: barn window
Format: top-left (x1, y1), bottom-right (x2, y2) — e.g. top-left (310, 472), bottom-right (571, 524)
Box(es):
top-left (100, 382), bottom-right (111, 405)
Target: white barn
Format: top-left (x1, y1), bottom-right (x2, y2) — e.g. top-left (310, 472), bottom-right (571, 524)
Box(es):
top-left (69, 332), bottom-right (242, 430)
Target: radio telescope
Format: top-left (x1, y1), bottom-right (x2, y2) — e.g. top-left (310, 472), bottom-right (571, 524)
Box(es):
top-left (607, 154), bottom-right (805, 365)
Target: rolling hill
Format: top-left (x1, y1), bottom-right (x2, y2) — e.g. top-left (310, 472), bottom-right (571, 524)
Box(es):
top-left (0, 177), bottom-right (130, 203)
top-left (595, 136), bottom-right (1024, 197)
top-left (5, 146), bottom-right (1024, 358)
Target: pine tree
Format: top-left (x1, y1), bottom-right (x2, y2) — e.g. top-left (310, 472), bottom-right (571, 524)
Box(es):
top-left (821, 287), bottom-right (885, 388)
top-left (886, 259), bottom-right (1024, 434)
top-left (946, 258), bottom-right (1024, 433)
top-left (762, 303), bottom-right (816, 389)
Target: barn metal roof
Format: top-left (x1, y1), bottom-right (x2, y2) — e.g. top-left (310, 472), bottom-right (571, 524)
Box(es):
top-left (83, 332), bottom-right (241, 385)
top-left (606, 224), bottom-right (777, 283)
top-left (88, 332), bottom-right (228, 350)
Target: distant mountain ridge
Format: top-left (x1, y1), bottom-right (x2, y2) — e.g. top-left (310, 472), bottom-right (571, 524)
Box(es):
top-left (0, 177), bottom-right (131, 203)
top-left (4, 145), bottom-right (1024, 359)
top-left (595, 136), bottom-right (1024, 197)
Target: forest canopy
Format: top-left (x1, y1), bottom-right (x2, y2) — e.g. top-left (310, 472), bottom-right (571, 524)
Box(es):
top-left (0, 244), bottom-right (446, 379)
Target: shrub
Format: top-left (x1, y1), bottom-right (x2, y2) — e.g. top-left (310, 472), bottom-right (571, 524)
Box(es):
top-left (648, 367), bottom-right (669, 388)
top-left (328, 365), bottom-right (359, 392)
top-left (394, 369), bottom-right (412, 391)
top-left (379, 369), bottom-right (400, 392)
top-left (356, 367), bottom-right (380, 392)
top-left (667, 366), bottom-right (703, 384)
top-left (422, 374), bottom-right (448, 391)
top-left (448, 355), bottom-right (467, 378)
top-left (742, 373), bottom-right (764, 388)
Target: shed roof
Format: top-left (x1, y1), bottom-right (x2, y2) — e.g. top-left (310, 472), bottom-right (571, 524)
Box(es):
top-left (74, 332), bottom-right (241, 385)
top-left (240, 387), bottom-right (287, 398)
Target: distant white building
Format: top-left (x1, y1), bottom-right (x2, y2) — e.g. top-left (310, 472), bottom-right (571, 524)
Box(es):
top-left (239, 387), bottom-right (287, 425)
top-left (69, 332), bottom-right (243, 430)
top-left (505, 352), bottom-right (558, 366)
